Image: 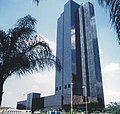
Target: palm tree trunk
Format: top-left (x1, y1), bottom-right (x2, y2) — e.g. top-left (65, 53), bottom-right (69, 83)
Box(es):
top-left (0, 80), bottom-right (4, 106)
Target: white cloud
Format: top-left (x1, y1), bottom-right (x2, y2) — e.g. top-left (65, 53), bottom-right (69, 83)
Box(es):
top-left (31, 85), bottom-right (40, 91)
top-left (38, 34), bottom-right (56, 55)
top-left (99, 48), bottom-right (103, 55)
top-left (32, 70), bottom-right (55, 97)
top-left (104, 89), bottom-right (120, 105)
top-left (34, 70), bottom-right (55, 84)
top-left (103, 63), bottom-right (120, 72)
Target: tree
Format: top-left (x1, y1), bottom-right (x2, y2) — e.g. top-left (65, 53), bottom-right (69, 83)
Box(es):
top-left (104, 102), bottom-right (120, 114)
top-left (92, 110), bottom-right (102, 114)
top-left (0, 15), bottom-right (60, 106)
top-left (33, 0), bottom-right (120, 43)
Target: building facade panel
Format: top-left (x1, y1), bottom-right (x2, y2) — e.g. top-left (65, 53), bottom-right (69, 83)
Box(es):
top-left (26, 93), bottom-right (40, 110)
top-left (44, 95), bottom-right (61, 109)
top-left (55, 0), bottom-right (104, 107)
top-left (63, 1), bottom-right (73, 95)
top-left (83, 2), bottom-right (97, 97)
top-left (55, 13), bottom-right (64, 95)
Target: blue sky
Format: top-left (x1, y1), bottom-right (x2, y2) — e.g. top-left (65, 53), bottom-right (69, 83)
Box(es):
top-left (0, 0), bottom-right (120, 108)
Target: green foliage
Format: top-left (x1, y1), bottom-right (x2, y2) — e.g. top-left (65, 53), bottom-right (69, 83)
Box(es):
top-left (92, 102), bottom-right (120, 114)
top-left (92, 110), bottom-right (102, 114)
top-left (105, 102), bottom-right (120, 114)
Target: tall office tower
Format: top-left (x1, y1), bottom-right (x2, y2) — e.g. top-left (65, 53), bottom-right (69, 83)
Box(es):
top-left (55, 0), bottom-right (104, 108)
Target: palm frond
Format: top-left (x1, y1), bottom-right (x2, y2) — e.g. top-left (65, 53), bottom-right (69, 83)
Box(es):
top-left (33, 0), bottom-right (40, 6)
top-left (0, 15), bottom-right (61, 80)
top-left (0, 30), bottom-right (7, 65)
top-left (15, 15), bottom-right (37, 29)
top-left (2, 36), bottom-right (59, 79)
top-left (8, 15), bottom-right (37, 57)
top-left (98, 0), bottom-right (120, 43)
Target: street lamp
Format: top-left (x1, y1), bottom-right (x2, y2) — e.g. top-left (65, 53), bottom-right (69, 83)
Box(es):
top-left (82, 86), bottom-right (88, 114)
top-left (71, 82), bottom-right (73, 114)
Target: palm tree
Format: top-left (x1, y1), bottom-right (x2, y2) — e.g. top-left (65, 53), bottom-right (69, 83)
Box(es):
top-left (33, 0), bottom-right (120, 43)
top-left (0, 15), bottom-right (60, 106)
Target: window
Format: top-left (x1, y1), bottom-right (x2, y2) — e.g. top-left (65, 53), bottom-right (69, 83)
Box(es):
top-left (64, 85), bottom-right (67, 89)
top-left (56, 87), bottom-right (58, 91)
top-left (68, 84), bottom-right (71, 88)
top-left (59, 86), bottom-right (61, 90)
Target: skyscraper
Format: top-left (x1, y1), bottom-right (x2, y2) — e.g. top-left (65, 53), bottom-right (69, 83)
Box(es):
top-left (17, 0), bottom-right (105, 111)
top-left (55, 0), bottom-right (104, 108)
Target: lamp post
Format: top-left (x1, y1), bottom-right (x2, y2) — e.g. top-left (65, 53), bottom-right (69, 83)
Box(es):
top-left (82, 86), bottom-right (88, 114)
top-left (71, 82), bottom-right (73, 114)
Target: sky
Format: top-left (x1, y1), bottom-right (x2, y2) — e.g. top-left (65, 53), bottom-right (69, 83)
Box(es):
top-left (0, 0), bottom-right (120, 108)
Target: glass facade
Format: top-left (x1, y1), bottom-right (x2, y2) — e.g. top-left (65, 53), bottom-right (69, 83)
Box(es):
top-left (55, 0), bottom-right (104, 106)
top-left (26, 93), bottom-right (40, 110)
top-left (55, 0), bottom-right (80, 96)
